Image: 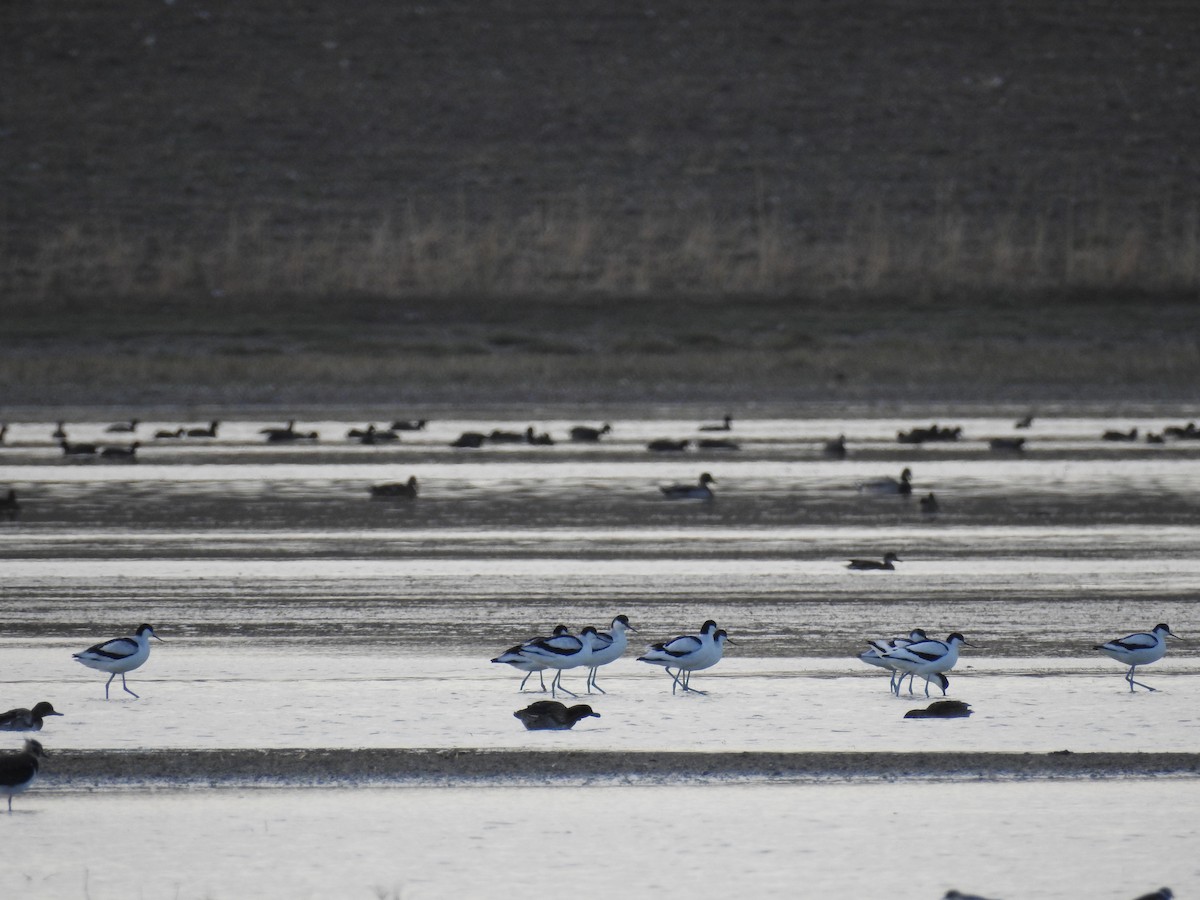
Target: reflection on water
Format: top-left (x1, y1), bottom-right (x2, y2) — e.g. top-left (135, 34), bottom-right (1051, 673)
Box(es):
top-left (2, 416), bottom-right (1199, 660)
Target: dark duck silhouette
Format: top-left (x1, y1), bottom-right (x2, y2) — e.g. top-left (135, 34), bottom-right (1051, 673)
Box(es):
top-left (846, 551), bottom-right (900, 570)
top-left (905, 699), bottom-right (973, 719)
top-left (0, 701), bottom-right (63, 732)
top-left (513, 700), bottom-right (601, 731)
top-left (0, 738), bottom-right (47, 813)
top-left (370, 476), bottom-right (418, 499)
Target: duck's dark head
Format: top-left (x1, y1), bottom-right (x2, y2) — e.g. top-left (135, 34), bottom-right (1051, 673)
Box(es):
top-left (31, 702), bottom-right (62, 718)
top-left (569, 704), bottom-right (601, 721)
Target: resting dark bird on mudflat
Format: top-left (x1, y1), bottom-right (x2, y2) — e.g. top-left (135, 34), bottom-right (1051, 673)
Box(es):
top-left (904, 699), bottom-right (973, 719)
top-left (0, 702), bottom-right (63, 732)
top-left (0, 739), bottom-right (47, 813)
top-left (1132, 889), bottom-right (1173, 900)
top-left (513, 700), bottom-right (601, 731)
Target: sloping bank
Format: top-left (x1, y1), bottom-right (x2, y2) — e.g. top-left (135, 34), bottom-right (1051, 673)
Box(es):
top-left (40, 749), bottom-right (1200, 788)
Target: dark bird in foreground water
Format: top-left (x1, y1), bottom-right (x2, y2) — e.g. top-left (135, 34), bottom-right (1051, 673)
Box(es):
top-left (1132, 889), bottom-right (1173, 900)
top-left (905, 699), bottom-right (973, 719)
top-left (0, 739), bottom-right (47, 812)
top-left (846, 552), bottom-right (900, 570)
top-left (514, 700), bottom-right (601, 731)
top-left (0, 702), bottom-right (63, 732)
top-left (943, 891), bottom-right (1000, 900)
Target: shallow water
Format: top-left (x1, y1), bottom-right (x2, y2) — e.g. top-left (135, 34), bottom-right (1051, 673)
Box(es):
top-left (2, 413), bottom-right (1199, 895)
top-left (4, 781), bottom-right (1196, 900)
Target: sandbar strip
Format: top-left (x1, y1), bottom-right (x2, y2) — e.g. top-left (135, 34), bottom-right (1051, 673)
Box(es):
top-left (40, 749), bottom-right (1200, 787)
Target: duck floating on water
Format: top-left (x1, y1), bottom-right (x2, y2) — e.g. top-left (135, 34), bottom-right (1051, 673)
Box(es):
top-left (660, 472), bottom-right (716, 500)
top-left (846, 552), bottom-right (900, 570)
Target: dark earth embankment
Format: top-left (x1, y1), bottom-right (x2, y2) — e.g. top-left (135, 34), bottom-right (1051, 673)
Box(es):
top-left (2, 2), bottom-right (1198, 407)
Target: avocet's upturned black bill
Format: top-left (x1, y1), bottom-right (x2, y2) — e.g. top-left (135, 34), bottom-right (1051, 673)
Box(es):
top-left (73, 624), bottom-right (165, 699)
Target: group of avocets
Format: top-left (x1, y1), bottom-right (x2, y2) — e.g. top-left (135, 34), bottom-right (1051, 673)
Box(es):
top-left (862, 623), bottom-right (1180, 697)
top-left (492, 617), bottom-right (1181, 712)
top-left (0, 620), bottom-right (1183, 810)
top-left (492, 616), bottom-right (732, 700)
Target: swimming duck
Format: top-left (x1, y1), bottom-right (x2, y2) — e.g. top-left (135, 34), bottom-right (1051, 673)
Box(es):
top-left (988, 437), bottom-right (1025, 452)
top-left (647, 438), bottom-right (689, 452)
top-left (1102, 427), bottom-right (1138, 441)
top-left (660, 472), bottom-right (716, 500)
top-left (450, 432), bottom-right (486, 448)
top-left (369, 476), bottom-right (418, 499)
top-left (100, 442), bottom-right (139, 459)
top-left (186, 421), bottom-right (219, 438)
top-left (60, 440), bottom-right (97, 456)
top-left (846, 551), bottom-right (900, 570)
top-left (390, 419), bottom-right (427, 431)
top-left (823, 435), bottom-right (847, 458)
top-left (105, 419), bottom-right (138, 433)
top-left (569, 423), bottom-right (611, 442)
top-left (699, 414), bottom-right (733, 432)
top-left (919, 492), bottom-right (939, 514)
top-left (697, 438), bottom-right (739, 450)
top-left (525, 427), bottom-right (554, 446)
top-left (154, 428), bottom-right (185, 439)
top-left (513, 700), bottom-right (600, 731)
top-left (858, 467), bottom-right (913, 495)
top-left (0, 702), bottom-right (63, 732)
top-left (0, 739), bottom-right (47, 813)
top-left (0, 488), bottom-right (18, 519)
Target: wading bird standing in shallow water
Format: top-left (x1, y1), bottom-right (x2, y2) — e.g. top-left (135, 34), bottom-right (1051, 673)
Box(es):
top-left (881, 633), bottom-right (971, 697)
top-left (1094, 623), bottom-right (1178, 692)
top-left (73, 624), bottom-right (164, 699)
top-left (638, 620), bottom-right (731, 694)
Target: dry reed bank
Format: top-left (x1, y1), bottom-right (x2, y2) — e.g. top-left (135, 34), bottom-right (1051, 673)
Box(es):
top-left (2, 1), bottom-right (1199, 405)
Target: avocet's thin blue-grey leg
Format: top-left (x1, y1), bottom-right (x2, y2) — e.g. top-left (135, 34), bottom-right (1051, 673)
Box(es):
top-left (551, 670), bottom-right (578, 699)
top-left (121, 674), bottom-right (140, 699)
top-left (104, 673), bottom-right (115, 700)
top-left (1128, 665), bottom-right (1157, 692)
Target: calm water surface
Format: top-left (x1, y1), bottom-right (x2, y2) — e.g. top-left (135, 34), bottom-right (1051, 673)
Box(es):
top-left (2, 413), bottom-right (1199, 897)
